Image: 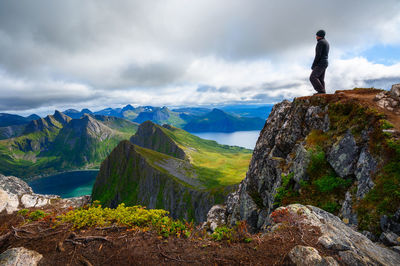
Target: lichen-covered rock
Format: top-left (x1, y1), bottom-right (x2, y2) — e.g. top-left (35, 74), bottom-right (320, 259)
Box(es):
top-left (0, 174), bottom-right (90, 214)
top-left (381, 208), bottom-right (400, 235)
top-left (0, 188), bottom-right (19, 214)
top-left (272, 204), bottom-right (400, 265)
top-left (288, 143), bottom-right (310, 190)
top-left (355, 148), bottom-right (377, 199)
top-left (206, 205), bottom-right (226, 231)
top-left (339, 191), bottom-right (357, 225)
top-left (327, 130), bottom-right (359, 178)
top-left (288, 245), bottom-right (339, 266)
top-left (374, 84), bottom-right (400, 113)
top-left (0, 247), bottom-right (42, 266)
top-left (380, 231), bottom-right (400, 246)
top-left (390, 84), bottom-right (400, 99)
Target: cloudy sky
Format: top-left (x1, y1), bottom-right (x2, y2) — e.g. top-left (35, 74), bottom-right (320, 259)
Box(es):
top-left (1, 0), bottom-right (400, 116)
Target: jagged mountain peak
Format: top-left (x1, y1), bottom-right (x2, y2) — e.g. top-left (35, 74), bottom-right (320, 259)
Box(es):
top-left (53, 110), bottom-right (71, 125)
top-left (130, 120), bottom-right (186, 160)
top-left (81, 108), bottom-right (92, 113)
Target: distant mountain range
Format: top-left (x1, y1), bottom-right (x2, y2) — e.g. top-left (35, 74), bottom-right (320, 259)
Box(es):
top-left (61, 104), bottom-right (269, 132)
top-left (0, 111), bottom-right (138, 179)
top-left (0, 113), bottom-right (40, 127)
top-left (183, 108), bottom-right (265, 132)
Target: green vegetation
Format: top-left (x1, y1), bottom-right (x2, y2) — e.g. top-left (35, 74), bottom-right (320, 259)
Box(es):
top-left (57, 202), bottom-right (193, 238)
top-left (274, 173), bottom-right (294, 207)
top-left (357, 138), bottom-right (400, 234)
top-left (287, 96), bottom-right (399, 232)
top-left (161, 125), bottom-right (253, 187)
top-left (211, 226), bottom-right (234, 241)
top-left (18, 209), bottom-right (50, 221)
top-left (274, 144), bottom-right (352, 214)
top-left (29, 210), bottom-right (49, 221)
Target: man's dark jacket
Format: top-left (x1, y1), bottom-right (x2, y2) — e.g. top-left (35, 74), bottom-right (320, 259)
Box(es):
top-left (312, 38), bottom-right (329, 69)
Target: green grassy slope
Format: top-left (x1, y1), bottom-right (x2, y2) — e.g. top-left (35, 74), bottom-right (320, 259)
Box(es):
top-left (134, 122), bottom-right (253, 188)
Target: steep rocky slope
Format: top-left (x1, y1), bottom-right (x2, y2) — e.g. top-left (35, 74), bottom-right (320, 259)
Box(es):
top-left (130, 121), bottom-right (186, 160)
top-left (210, 86), bottom-right (400, 242)
top-left (92, 121), bottom-right (252, 222)
top-left (92, 140), bottom-right (219, 222)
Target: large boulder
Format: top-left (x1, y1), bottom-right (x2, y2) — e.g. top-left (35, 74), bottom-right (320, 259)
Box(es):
top-left (288, 245), bottom-right (338, 266)
top-left (271, 204), bottom-right (400, 266)
top-left (0, 174), bottom-right (90, 214)
top-left (390, 84), bottom-right (400, 99)
top-left (0, 247), bottom-right (42, 266)
top-left (327, 130), bottom-right (359, 178)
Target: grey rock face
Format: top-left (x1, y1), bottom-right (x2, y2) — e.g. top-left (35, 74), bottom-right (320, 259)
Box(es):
top-left (0, 174), bottom-right (90, 214)
top-left (380, 231), bottom-right (400, 246)
top-left (390, 84), bottom-right (400, 99)
top-left (339, 191), bottom-right (358, 225)
top-left (288, 143), bottom-right (310, 190)
top-left (272, 204), bottom-right (400, 266)
top-left (355, 148), bottom-right (377, 199)
top-left (327, 131), bottom-right (359, 178)
top-left (223, 98), bottom-right (354, 232)
top-left (374, 85), bottom-right (400, 114)
top-left (288, 245), bottom-right (339, 266)
top-left (206, 205), bottom-right (226, 231)
top-left (381, 208), bottom-right (400, 235)
top-left (0, 247), bottom-right (42, 266)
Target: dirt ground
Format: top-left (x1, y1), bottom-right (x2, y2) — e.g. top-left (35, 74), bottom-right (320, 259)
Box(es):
top-left (0, 208), bottom-right (341, 266)
top-left (300, 89), bottom-right (400, 132)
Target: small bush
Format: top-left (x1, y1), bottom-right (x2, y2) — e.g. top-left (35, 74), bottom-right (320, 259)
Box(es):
top-left (307, 147), bottom-right (326, 177)
top-left (211, 226), bottom-right (234, 241)
top-left (380, 119), bottom-right (394, 130)
top-left (321, 201), bottom-right (340, 213)
top-left (313, 173), bottom-right (352, 193)
top-left (274, 173), bottom-right (294, 206)
top-left (29, 210), bottom-right (49, 221)
top-left (17, 209), bottom-right (29, 216)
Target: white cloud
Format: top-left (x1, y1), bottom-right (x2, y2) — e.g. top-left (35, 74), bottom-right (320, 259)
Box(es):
top-left (0, 0), bottom-right (400, 115)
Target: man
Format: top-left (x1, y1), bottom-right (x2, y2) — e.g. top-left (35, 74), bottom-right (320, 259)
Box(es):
top-left (310, 30), bottom-right (329, 94)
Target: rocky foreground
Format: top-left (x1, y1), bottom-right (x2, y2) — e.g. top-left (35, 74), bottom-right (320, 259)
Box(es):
top-left (0, 174), bottom-right (399, 265)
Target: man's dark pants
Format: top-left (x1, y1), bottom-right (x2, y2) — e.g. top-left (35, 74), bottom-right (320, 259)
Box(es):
top-left (310, 65), bottom-right (327, 93)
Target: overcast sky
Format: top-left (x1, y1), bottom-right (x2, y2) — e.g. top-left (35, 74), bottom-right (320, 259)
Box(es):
top-left (1, 0), bottom-right (400, 116)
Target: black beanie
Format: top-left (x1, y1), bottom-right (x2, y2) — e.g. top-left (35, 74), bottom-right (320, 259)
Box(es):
top-left (316, 30), bottom-right (326, 38)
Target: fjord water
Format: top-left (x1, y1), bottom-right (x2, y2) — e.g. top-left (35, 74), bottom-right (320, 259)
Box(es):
top-left (28, 170), bottom-right (99, 198)
top-left (193, 130), bottom-right (260, 150)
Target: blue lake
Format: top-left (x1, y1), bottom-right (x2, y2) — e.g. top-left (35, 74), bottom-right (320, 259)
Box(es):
top-left (28, 170), bottom-right (99, 198)
top-left (193, 130), bottom-right (260, 150)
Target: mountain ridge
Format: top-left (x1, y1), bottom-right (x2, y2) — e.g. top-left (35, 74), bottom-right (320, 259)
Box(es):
top-left (92, 121), bottom-right (252, 221)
